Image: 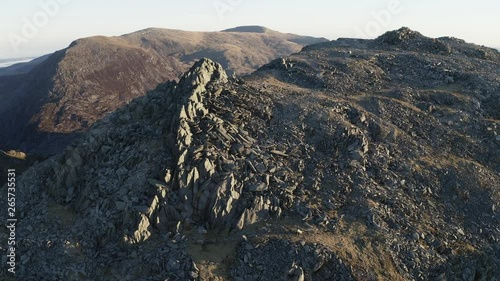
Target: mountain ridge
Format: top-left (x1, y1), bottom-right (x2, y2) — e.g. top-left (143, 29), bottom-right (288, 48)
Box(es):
top-left (0, 26), bottom-right (328, 154)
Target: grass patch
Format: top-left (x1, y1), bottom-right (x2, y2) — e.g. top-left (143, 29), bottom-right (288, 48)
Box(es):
top-left (0, 149), bottom-right (50, 186)
top-left (1, 150), bottom-right (27, 160)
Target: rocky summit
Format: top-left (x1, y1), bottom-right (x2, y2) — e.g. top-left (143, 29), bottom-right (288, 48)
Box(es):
top-left (1, 28), bottom-right (499, 280)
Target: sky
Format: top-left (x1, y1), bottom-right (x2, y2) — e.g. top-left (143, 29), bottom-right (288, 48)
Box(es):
top-left (1, 0), bottom-right (499, 60)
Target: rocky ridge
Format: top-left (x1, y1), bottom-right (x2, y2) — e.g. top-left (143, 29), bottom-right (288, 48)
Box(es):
top-left (1, 59), bottom-right (324, 280)
top-left (1, 27), bottom-right (499, 280)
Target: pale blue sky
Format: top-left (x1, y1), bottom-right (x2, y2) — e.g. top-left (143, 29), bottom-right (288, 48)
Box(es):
top-left (1, 0), bottom-right (499, 59)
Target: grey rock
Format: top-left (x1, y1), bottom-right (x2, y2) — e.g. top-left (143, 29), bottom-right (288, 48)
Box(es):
top-left (148, 178), bottom-right (168, 189)
top-left (255, 162), bottom-right (267, 174)
top-left (197, 226), bottom-right (208, 235)
top-left (246, 182), bottom-right (268, 192)
top-left (231, 143), bottom-right (246, 155)
top-left (115, 201), bottom-right (127, 211)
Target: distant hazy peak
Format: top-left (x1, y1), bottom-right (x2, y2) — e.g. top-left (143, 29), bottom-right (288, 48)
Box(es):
top-left (222, 26), bottom-right (272, 34)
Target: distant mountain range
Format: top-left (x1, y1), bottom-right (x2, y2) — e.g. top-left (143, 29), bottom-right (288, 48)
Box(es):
top-left (0, 55), bottom-right (50, 75)
top-left (0, 57), bottom-right (36, 67)
top-left (0, 26), bottom-right (328, 154)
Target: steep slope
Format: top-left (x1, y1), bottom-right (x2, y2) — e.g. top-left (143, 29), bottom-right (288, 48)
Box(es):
top-left (1, 28), bottom-right (499, 280)
top-left (0, 27), bottom-right (328, 154)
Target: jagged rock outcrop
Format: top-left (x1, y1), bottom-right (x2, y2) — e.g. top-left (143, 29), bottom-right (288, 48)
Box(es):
top-left (1, 58), bottom-right (299, 280)
top-left (372, 27), bottom-right (453, 54)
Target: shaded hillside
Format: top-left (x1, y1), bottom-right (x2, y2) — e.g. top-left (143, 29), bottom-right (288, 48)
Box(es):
top-left (3, 28), bottom-right (498, 280)
top-left (0, 26), bottom-right (328, 154)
